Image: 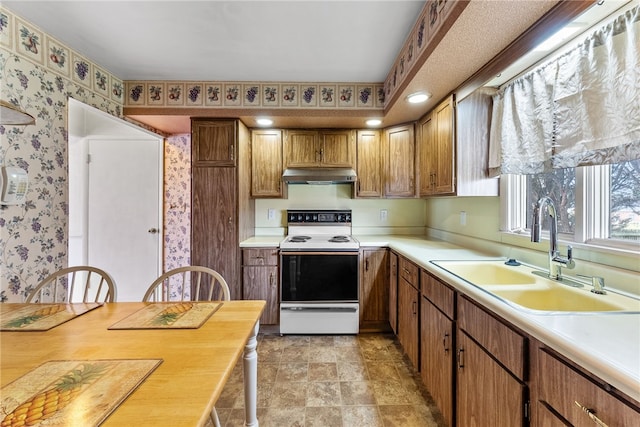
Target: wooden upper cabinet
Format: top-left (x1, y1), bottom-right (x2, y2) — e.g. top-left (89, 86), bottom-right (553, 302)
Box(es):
top-left (192, 119), bottom-right (237, 167)
top-left (417, 113), bottom-right (436, 196)
top-left (283, 129), bottom-right (355, 168)
top-left (434, 95), bottom-right (455, 194)
top-left (355, 129), bottom-right (382, 197)
top-left (383, 123), bottom-right (416, 198)
top-left (417, 95), bottom-right (454, 196)
top-left (283, 130), bottom-right (318, 167)
top-left (251, 129), bottom-right (284, 198)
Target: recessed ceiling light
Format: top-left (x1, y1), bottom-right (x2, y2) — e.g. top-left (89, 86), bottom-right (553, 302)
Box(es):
top-left (256, 118), bottom-right (273, 126)
top-left (406, 92), bottom-right (431, 104)
top-left (366, 119), bottom-right (382, 126)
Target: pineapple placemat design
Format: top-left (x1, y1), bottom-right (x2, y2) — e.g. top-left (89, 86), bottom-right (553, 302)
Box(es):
top-left (0, 303), bottom-right (103, 331)
top-left (0, 359), bottom-right (162, 426)
top-left (108, 302), bottom-right (222, 329)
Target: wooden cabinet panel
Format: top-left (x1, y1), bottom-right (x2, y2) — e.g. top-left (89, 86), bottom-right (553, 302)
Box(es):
top-left (283, 129), bottom-right (355, 168)
top-left (458, 296), bottom-right (526, 380)
top-left (320, 130), bottom-right (355, 167)
top-left (399, 257), bottom-right (419, 287)
top-left (421, 297), bottom-right (454, 427)
top-left (421, 271), bottom-right (455, 319)
top-left (242, 265), bottom-right (278, 324)
top-left (356, 130), bottom-right (382, 197)
top-left (456, 331), bottom-right (526, 427)
top-left (388, 251), bottom-right (398, 334)
top-left (359, 248), bottom-right (389, 330)
top-left (398, 277), bottom-right (419, 367)
top-left (191, 167), bottom-right (239, 298)
top-left (251, 130), bottom-right (284, 198)
top-left (434, 96), bottom-right (455, 194)
top-left (191, 119), bottom-right (254, 302)
top-left (192, 120), bottom-right (237, 167)
top-left (284, 130), bottom-right (318, 167)
top-left (417, 95), bottom-right (454, 196)
top-left (417, 112), bottom-right (436, 196)
top-left (536, 348), bottom-right (640, 427)
top-left (242, 248), bottom-right (278, 266)
top-left (384, 124), bottom-right (415, 197)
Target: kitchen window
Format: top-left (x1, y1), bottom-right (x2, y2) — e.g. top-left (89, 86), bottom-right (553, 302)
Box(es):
top-left (501, 158), bottom-right (640, 251)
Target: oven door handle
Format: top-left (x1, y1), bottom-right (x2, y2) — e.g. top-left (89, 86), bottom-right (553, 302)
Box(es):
top-left (281, 306), bottom-right (358, 313)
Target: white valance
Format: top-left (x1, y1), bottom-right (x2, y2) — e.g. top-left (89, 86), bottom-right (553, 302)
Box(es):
top-left (489, 5), bottom-right (640, 175)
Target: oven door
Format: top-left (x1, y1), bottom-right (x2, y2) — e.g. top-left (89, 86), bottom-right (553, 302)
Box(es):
top-left (280, 251), bottom-right (359, 303)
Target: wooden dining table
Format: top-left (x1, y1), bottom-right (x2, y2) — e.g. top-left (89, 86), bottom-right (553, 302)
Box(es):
top-left (0, 301), bottom-right (265, 426)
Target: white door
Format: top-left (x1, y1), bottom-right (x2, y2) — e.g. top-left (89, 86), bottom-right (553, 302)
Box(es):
top-left (87, 138), bottom-right (162, 301)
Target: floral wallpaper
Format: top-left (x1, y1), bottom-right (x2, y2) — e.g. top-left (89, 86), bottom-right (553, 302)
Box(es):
top-left (163, 134), bottom-right (191, 274)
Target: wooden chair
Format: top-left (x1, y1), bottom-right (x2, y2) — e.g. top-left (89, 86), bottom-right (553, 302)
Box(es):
top-left (143, 266), bottom-right (230, 426)
top-left (142, 265), bottom-right (230, 302)
top-left (26, 266), bottom-right (117, 303)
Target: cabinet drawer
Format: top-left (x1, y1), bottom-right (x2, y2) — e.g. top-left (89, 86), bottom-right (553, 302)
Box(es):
top-left (242, 248), bottom-right (278, 266)
top-left (399, 257), bottom-right (419, 288)
top-left (458, 296), bottom-right (526, 380)
top-left (538, 349), bottom-right (640, 426)
top-left (420, 270), bottom-right (455, 319)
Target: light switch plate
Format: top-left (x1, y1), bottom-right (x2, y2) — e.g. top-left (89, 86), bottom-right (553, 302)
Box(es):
top-left (268, 208), bottom-right (275, 220)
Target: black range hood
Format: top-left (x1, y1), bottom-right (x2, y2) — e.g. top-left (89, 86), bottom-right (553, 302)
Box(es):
top-left (282, 168), bottom-right (357, 185)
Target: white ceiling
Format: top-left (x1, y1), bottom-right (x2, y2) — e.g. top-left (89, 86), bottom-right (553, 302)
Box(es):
top-left (3, 1), bottom-right (630, 133)
top-left (3, 0), bottom-right (425, 82)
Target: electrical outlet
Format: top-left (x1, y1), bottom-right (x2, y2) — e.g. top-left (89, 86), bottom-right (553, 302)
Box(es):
top-left (380, 209), bottom-right (388, 222)
top-left (460, 211), bottom-right (467, 226)
top-left (267, 208), bottom-right (275, 221)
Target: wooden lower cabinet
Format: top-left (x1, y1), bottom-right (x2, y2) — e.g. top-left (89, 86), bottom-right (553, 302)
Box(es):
top-left (535, 347), bottom-right (640, 426)
top-left (241, 248), bottom-right (278, 325)
top-left (388, 251), bottom-right (398, 334)
top-left (359, 248), bottom-right (389, 331)
top-left (398, 277), bottom-right (419, 367)
top-left (456, 331), bottom-right (527, 426)
top-left (421, 297), bottom-right (454, 426)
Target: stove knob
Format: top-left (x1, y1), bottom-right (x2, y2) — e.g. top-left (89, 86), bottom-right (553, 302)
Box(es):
top-left (304, 214), bottom-right (311, 222)
top-left (313, 214), bottom-right (318, 222)
top-left (337, 214), bottom-right (344, 222)
top-left (297, 214), bottom-right (303, 221)
top-left (346, 214), bottom-right (351, 222)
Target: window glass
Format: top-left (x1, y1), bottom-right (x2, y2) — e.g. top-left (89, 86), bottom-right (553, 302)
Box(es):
top-left (610, 159), bottom-right (640, 241)
top-left (525, 168), bottom-right (576, 234)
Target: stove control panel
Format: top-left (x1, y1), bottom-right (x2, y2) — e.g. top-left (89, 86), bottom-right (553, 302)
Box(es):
top-left (287, 210), bottom-right (352, 224)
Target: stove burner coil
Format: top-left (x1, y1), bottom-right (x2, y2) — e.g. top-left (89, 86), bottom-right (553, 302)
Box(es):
top-left (329, 235), bottom-right (350, 243)
top-left (288, 235), bottom-right (311, 243)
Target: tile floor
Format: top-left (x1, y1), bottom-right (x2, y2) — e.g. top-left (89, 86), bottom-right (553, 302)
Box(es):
top-left (215, 332), bottom-right (445, 427)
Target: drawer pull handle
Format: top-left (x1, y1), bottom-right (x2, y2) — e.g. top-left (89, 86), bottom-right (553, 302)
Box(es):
top-left (457, 348), bottom-right (464, 369)
top-left (443, 332), bottom-right (449, 353)
top-left (574, 401), bottom-right (608, 427)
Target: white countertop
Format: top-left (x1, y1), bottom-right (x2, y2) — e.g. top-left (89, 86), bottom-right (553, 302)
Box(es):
top-left (240, 234), bottom-right (640, 402)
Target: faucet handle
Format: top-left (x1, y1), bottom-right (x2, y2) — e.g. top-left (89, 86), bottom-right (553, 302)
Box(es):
top-left (578, 274), bottom-right (606, 294)
top-left (567, 245), bottom-right (573, 260)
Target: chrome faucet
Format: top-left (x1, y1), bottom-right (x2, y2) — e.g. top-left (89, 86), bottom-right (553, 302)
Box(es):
top-left (531, 197), bottom-right (575, 280)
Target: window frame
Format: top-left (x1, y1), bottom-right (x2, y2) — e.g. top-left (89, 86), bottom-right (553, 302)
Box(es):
top-left (500, 165), bottom-right (640, 255)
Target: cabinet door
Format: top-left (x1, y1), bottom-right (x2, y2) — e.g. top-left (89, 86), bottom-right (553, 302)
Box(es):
top-left (356, 130), bottom-right (382, 197)
top-left (360, 249), bottom-right (389, 328)
top-left (389, 251), bottom-right (398, 334)
top-left (284, 130), bottom-right (318, 167)
top-left (434, 96), bottom-right (455, 194)
top-left (191, 167), bottom-right (239, 299)
top-left (421, 298), bottom-right (454, 427)
top-left (398, 277), bottom-right (419, 367)
top-left (192, 120), bottom-right (237, 167)
top-left (417, 112), bottom-right (436, 196)
top-left (320, 130), bottom-right (355, 167)
top-left (384, 124), bottom-right (415, 197)
top-left (537, 349), bottom-right (640, 427)
top-left (456, 331), bottom-right (526, 427)
top-left (251, 130), bottom-right (283, 198)
top-left (243, 265), bottom-right (278, 324)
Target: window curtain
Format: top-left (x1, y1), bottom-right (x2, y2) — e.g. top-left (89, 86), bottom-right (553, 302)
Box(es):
top-left (489, 5), bottom-right (640, 176)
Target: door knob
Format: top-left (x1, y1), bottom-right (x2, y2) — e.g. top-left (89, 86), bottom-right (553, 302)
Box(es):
top-left (148, 228), bottom-right (160, 234)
